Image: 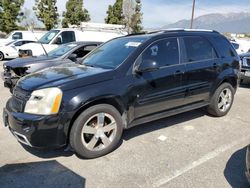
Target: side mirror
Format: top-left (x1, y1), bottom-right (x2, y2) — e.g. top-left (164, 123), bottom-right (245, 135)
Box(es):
top-left (135, 59), bottom-right (160, 73)
top-left (68, 53), bottom-right (77, 62)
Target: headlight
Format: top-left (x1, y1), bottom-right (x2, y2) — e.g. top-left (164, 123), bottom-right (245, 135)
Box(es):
top-left (24, 87), bottom-right (63, 115)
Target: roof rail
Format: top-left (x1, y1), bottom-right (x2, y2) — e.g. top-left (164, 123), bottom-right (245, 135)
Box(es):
top-left (146, 28), bottom-right (219, 34)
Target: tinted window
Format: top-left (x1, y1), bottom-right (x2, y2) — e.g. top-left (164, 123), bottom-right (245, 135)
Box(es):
top-left (60, 31), bottom-right (76, 44)
top-left (139, 38), bottom-right (179, 67)
top-left (212, 36), bottom-right (235, 58)
top-left (183, 36), bottom-right (216, 62)
top-left (12, 32), bottom-right (23, 40)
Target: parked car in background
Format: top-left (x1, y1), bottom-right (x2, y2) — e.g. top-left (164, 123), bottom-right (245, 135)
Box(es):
top-left (3, 29), bottom-right (240, 158)
top-left (233, 38), bottom-right (250, 54)
top-left (19, 23), bottom-right (127, 57)
top-left (246, 144), bottom-right (250, 183)
top-left (231, 41), bottom-right (244, 54)
top-left (2, 41), bottom-right (101, 91)
top-left (239, 52), bottom-right (250, 83)
top-left (0, 39), bottom-right (36, 61)
top-left (0, 30), bottom-right (45, 45)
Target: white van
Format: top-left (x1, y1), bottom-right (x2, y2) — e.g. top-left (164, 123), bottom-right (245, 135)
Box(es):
top-left (19, 23), bottom-right (127, 56)
top-left (0, 30), bottom-right (46, 45)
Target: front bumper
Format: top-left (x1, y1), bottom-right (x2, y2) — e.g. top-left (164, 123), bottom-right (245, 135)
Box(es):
top-left (3, 105), bottom-right (73, 148)
top-left (246, 145), bottom-right (250, 183)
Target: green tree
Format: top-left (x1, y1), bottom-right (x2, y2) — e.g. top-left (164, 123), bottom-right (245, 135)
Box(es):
top-left (130, 0), bottom-right (143, 33)
top-left (0, 0), bottom-right (24, 33)
top-left (33, 0), bottom-right (59, 30)
top-left (62, 0), bottom-right (90, 28)
top-left (105, 0), bottom-right (124, 24)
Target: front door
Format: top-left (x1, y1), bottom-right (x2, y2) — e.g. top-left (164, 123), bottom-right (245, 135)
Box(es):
top-left (132, 37), bottom-right (186, 119)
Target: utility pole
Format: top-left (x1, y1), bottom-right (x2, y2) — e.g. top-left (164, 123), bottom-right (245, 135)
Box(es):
top-left (190, 0), bottom-right (196, 29)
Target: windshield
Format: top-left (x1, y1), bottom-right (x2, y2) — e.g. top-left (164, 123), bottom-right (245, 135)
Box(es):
top-left (82, 37), bottom-right (147, 69)
top-left (4, 31), bottom-right (14, 39)
top-left (47, 43), bottom-right (78, 57)
top-left (38, 30), bottom-right (60, 44)
top-left (6, 41), bottom-right (15, 46)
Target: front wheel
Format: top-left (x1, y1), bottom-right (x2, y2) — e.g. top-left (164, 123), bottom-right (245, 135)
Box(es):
top-left (207, 83), bottom-right (235, 117)
top-left (70, 104), bottom-right (123, 159)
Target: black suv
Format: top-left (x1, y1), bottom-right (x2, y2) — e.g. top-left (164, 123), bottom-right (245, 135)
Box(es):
top-left (3, 29), bottom-right (240, 158)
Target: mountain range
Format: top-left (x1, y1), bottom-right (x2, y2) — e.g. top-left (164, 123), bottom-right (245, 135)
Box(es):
top-left (162, 12), bottom-right (250, 33)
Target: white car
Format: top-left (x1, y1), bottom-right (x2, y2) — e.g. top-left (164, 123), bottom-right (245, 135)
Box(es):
top-left (0, 39), bottom-right (35, 61)
top-left (0, 30), bottom-right (45, 46)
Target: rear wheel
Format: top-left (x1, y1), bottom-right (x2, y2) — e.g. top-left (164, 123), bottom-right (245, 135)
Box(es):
top-left (70, 104), bottom-right (123, 159)
top-left (0, 52), bottom-right (4, 61)
top-left (207, 83), bottom-right (235, 117)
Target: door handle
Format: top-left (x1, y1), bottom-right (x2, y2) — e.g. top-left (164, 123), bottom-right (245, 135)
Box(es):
top-left (174, 70), bottom-right (184, 76)
top-left (213, 63), bottom-right (218, 69)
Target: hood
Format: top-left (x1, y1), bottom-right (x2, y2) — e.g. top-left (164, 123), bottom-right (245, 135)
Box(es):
top-left (17, 64), bottom-right (113, 91)
top-left (4, 56), bottom-right (57, 68)
top-left (0, 39), bottom-right (10, 45)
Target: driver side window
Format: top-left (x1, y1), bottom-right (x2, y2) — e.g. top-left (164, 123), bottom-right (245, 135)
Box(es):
top-left (12, 32), bottom-right (23, 40)
top-left (138, 38), bottom-right (179, 68)
top-left (54, 31), bottom-right (76, 44)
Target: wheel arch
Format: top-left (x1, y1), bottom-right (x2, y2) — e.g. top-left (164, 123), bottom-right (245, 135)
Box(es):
top-left (66, 96), bottom-right (126, 143)
top-left (218, 76), bottom-right (238, 91)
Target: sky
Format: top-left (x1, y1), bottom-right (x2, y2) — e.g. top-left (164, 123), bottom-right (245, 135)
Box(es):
top-left (23, 0), bottom-right (250, 28)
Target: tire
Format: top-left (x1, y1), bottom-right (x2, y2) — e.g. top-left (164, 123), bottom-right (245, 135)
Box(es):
top-left (70, 104), bottom-right (123, 159)
top-left (207, 83), bottom-right (235, 117)
top-left (0, 52), bottom-right (4, 61)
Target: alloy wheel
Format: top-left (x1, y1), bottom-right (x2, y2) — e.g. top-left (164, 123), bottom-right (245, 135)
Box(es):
top-left (218, 88), bottom-right (232, 112)
top-left (81, 113), bottom-right (117, 151)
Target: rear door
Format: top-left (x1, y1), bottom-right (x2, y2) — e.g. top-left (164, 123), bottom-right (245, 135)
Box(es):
top-left (181, 35), bottom-right (219, 104)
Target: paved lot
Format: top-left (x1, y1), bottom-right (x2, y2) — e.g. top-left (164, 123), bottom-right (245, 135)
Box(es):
top-left (0, 61), bottom-right (250, 188)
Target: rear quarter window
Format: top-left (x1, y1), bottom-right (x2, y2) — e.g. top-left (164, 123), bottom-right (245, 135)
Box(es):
top-left (211, 36), bottom-right (236, 58)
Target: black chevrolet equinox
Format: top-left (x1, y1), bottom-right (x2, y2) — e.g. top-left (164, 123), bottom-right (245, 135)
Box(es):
top-left (3, 29), bottom-right (240, 158)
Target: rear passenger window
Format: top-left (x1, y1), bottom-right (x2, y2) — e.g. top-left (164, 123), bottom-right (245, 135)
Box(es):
top-left (213, 36), bottom-right (235, 58)
top-left (183, 36), bottom-right (217, 62)
top-left (139, 38), bottom-right (179, 67)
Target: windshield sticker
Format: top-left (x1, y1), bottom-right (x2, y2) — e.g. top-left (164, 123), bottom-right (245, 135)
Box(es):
top-left (125, 42), bottom-right (142, 48)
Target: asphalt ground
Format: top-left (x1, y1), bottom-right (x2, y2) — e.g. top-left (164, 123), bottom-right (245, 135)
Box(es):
top-left (0, 61), bottom-right (249, 188)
